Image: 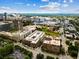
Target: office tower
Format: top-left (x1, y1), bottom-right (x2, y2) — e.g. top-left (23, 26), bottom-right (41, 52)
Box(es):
top-left (0, 14), bottom-right (3, 21)
top-left (13, 19), bottom-right (23, 31)
top-left (4, 12), bottom-right (7, 21)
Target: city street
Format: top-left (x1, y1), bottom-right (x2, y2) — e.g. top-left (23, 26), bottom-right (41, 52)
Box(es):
top-left (14, 26), bottom-right (73, 59)
top-left (14, 43), bottom-right (58, 59)
top-left (59, 25), bottom-right (73, 59)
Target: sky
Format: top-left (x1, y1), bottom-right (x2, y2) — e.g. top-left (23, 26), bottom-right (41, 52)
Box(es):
top-left (0, 0), bottom-right (79, 13)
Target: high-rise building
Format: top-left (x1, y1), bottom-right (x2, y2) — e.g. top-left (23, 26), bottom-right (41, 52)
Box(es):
top-left (13, 20), bottom-right (23, 30)
top-left (0, 22), bottom-right (12, 31)
top-left (4, 12), bottom-right (7, 21)
top-left (0, 14), bottom-right (3, 21)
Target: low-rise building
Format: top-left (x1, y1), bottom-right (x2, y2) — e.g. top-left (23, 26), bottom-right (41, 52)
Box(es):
top-left (65, 33), bottom-right (77, 39)
top-left (33, 16), bottom-right (60, 26)
top-left (22, 30), bottom-right (45, 48)
top-left (65, 24), bottom-right (76, 32)
top-left (65, 33), bottom-right (73, 38)
top-left (42, 36), bottom-right (61, 54)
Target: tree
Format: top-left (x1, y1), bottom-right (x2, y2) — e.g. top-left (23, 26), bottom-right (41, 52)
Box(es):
top-left (15, 45), bottom-right (33, 59)
top-left (56, 57), bottom-right (59, 59)
top-left (3, 56), bottom-right (14, 59)
top-left (0, 55), bottom-right (3, 59)
top-left (4, 44), bottom-right (14, 54)
top-left (0, 44), bottom-right (14, 56)
top-left (23, 20), bottom-right (33, 26)
top-left (75, 41), bottom-right (79, 48)
top-left (24, 55), bottom-right (30, 59)
top-left (27, 52), bottom-right (33, 59)
top-left (46, 56), bottom-right (54, 59)
top-left (65, 40), bottom-right (70, 45)
top-left (68, 45), bottom-right (78, 57)
top-left (60, 47), bottom-right (65, 55)
top-left (36, 53), bottom-right (44, 59)
top-left (69, 43), bottom-right (72, 46)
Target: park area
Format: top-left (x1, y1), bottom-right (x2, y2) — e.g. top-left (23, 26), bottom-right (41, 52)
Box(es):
top-left (36, 26), bottom-right (60, 37)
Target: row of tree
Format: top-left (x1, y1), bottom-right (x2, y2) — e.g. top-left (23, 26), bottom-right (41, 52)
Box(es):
top-left (66, 40), bottom-right (79, 58)
top-left (15, 45), bottom-right (33, 59)
top-left (0, 44), bottom-right (14, 59)
top-left (36, 53), bottom-right (59, 59)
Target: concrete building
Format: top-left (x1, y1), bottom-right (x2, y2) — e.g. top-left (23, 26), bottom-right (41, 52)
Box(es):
top-left (4, 12), bottom-right (7, 21)
top-left (22, 30), bottom-right (45, 48)
top-left (42, 36), bottom-right (61, 54)
top-left (33, 16), bottom-right (60, 26)
top-left (0, 14), bottom-right (3, 21)
top-left (0, 22), bottom-right (12, 31)
top-left (65, 33), bottom-right (73, 38)
top-left (12, 20), bottom-right (23, 30)
top-left (0, 25), bottom-right (36, 41)
top-left (12, 25), bottom-right (36, 41)
top-left (65, 33), bottom-right (77, 39)
top-left (65, 24), bottom-right (76, 31)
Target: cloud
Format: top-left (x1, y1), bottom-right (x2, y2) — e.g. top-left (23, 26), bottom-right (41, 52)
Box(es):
top-left (40, 2), bottom-right (61, 11)
top-left (74, 9), bottom-right (79, 13)
top-left (63, 0), bottom-right (67, 3)
top-left (40, 2), bottom-right (70, 11)
top-left (15, 2), bottom-right (24, 5)
top-left (30, 9), bottom-right (61, 13)
top-left (70, 0), bottom-right (73, 3)
top-left (75, 9), bottom-right (79, 12)
top-left (39, 2), bottom-right (70, 13)
top-left (63, 0), bottom-right (73, 3)
top-left (0, 6), bottom-right (18, 13)
top-left (41, 0), bottom-right (49, 2)
top-left (62, 4), bottom-right (69, 7)
top-left (26, 3), bottom-right (36, 7)
top-left (26, 3), bottom-right (30, 6)
top-left (61, 7), bottom-right (79, 13)
top-left (33, 4), bottom-right (36, 6)
top-left (0, 7), bottom-right (11, 10)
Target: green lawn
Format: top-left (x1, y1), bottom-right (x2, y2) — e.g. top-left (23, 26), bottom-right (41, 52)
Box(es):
top-left (37, 26), bottom-right (60, 37)
top-left (9, 28), bottom-right (18, 33)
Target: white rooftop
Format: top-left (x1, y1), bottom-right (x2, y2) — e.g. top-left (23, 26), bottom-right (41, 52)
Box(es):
top-left (65, 34), bottom-right (73, 37)
top-left (25, 30), bottom-right (45, 44)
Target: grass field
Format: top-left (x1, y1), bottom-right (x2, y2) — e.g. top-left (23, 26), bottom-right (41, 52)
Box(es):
top-left (37, 26), bottom-right (60, 37)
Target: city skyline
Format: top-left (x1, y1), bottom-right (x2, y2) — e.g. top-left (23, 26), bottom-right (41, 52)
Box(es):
top-left (0, 0), bottom-right (79, 13)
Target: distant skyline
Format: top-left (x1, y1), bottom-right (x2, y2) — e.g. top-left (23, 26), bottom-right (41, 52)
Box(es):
top-left (0, 0), bottom-right (79, 13)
